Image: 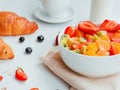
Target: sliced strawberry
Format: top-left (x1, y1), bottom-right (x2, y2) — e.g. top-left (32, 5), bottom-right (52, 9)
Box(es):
top-left (109, 46), bottom-right (115, 55)
top-left (75, 28), bottom-right (84, 37)
top-left (0, 75), bottom-right (3, 81)
top-left (78, 21), bottom-right (99, 34)
top-left (64, 26), bottom-right (76, 37)
top-left (84, 34), bottom-right (93, 42)
top-left (110, 42), bottom-right (120, 55)
top-left (100, 19), bottom-right (120, 32)
top-left (15, 67), bottom-right (28, 81)
top-left (111, 38), bottom-right (120, 43)
top-left (108, 32), bottom-right (114, 38)
top-left (108, 32), bottom-right (120, 42)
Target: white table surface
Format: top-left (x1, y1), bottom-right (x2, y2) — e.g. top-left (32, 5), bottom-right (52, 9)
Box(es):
top-left (0, 0), bottom-right (120, 90)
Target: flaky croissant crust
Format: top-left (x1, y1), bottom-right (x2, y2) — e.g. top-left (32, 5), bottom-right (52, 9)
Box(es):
top-left (0, 38), bottom-right (14, 60)
top-left (0, 11), bottom-right (38, 36)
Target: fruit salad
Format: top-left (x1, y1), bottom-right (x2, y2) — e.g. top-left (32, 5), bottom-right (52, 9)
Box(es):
top-left (60, 19), bottom-right (120, 56)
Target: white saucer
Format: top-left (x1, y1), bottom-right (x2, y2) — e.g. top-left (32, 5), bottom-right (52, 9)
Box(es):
top-left (34, 7), bottom-right (74, 23)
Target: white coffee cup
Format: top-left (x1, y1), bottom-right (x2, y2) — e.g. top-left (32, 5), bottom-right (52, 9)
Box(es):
top-left (39, 0), bottom-right (70, 18)
top-left (89, 0), bottom-right (114, 23)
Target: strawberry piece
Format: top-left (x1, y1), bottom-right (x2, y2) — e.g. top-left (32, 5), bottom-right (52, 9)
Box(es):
top-left (108, 32), bottom-right (115, 39)
top-left (64, 26), bottom-right (76, 37)
top-left (15, 67), bottom-right (28, 81)
top-left (110, 42), bottom-right (120, 55)
top-left (85, 34), bottom-right (93, 42)
top-left (75, 28), bottom-right (84, 38)
top-left (111, 38), bottom-right (120, 43)
top-left (78, 21), bottom-right (99, 34)
top-left (109, 45), bottom-right (116, 55)
top-left (0, 75), bottom-right (3, 81)
top-left (108, 32), bottom-right (120, 42)
top-left (100, 19), bottom-right (120, 32)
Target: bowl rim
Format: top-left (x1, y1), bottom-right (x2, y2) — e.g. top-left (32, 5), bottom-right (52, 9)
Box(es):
top-left (58, 28), bottom-right (120, 59)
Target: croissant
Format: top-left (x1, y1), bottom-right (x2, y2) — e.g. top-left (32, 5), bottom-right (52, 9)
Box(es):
top-left (0, 11), bottom-right (38, 36)
top-left (0, 38), bottom-right (14, 60)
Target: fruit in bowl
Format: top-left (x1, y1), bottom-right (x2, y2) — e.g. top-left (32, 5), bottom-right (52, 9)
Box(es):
top-left (58, 19), bottom-right (120, 78)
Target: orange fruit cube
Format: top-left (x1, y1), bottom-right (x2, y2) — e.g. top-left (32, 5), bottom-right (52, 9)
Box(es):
top-left (97, 50), bottom-right (110, 56)
top-left (96, 39), bottom-right (111, 51)
top-left (87, 42), bottom-right (98, 52)
top-left (111, 42), bottom-right (120, 54)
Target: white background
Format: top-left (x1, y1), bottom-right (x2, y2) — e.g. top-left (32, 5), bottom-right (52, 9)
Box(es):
top-left (0, 0), bottom-right (120, 89)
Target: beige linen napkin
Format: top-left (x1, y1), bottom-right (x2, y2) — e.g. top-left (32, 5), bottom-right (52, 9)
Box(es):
top-left (40, 46), bottom-right (120, 90)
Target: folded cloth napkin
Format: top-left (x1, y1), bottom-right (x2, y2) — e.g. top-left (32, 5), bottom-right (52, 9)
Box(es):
top-left (40, 46), bottom-right (120, 90)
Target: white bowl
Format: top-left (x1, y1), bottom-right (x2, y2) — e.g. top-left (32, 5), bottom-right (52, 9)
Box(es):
top-left (58, 29), bottom-right (120, 78)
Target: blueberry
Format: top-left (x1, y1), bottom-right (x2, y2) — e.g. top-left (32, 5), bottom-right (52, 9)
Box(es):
top-left (37, 35), bottom-right (44, 42)
top-left (25, 47), bottom-right (32, 54)
top-left (19, 37), bottom-right (25, 43)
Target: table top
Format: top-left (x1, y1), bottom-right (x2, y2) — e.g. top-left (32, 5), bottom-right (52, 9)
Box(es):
top-left (0, 0), bottom-right (120, 89)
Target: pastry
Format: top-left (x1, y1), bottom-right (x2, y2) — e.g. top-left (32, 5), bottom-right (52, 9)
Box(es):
top-left (0, 38), bottom-right (14, 60)
top-left (0, 11), bottom-right (38, 36)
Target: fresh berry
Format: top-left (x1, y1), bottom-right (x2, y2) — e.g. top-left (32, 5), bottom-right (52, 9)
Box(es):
top-left (78, 21), bottom-right (99, 34)
top-left (0, 75), bottom-right (3, 81)
top-left (15, 67), bottom-right (28, 81)
top-left (19, 37), bottom-right (25, 42)
top-left (25, 47), bottom-right (32, 54)
top-left (64, 26), bottom-right (76, 37)
top-left (37, 35), bottom-right (44, 42)
top-left (100, 19), bottom-right (120, 31)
